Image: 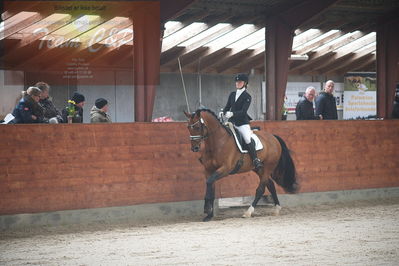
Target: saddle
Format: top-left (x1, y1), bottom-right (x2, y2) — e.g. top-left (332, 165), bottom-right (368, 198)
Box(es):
top-left (224, 122), bottom-right (263, 153)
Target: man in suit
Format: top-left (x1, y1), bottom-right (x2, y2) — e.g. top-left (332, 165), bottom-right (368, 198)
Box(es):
top-left (222, 73), bottom-right (262, 170)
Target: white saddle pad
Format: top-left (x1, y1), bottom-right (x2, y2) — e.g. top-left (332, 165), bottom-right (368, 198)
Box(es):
top-left (226, 122), bottom-right (263, 153)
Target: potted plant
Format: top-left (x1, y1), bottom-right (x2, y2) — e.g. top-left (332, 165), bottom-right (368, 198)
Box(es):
top-left (66, 100), bottom-right (76, 123)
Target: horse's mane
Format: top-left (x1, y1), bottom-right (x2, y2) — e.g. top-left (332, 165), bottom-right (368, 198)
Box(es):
top-left (194, 108), bottom-right (218, 120)
top-left (193, 108), bottom-right (230, 134)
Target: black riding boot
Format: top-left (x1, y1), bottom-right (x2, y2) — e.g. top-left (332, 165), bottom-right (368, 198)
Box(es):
top-left (247, 139), bottom-right (263, 170)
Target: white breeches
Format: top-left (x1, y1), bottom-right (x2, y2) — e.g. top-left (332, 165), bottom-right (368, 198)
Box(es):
top-left (234, 124), bottom-right (252, 144)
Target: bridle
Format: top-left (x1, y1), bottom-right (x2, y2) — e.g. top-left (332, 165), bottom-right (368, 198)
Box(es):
top-left (187, 117), bottom-right (208, 143)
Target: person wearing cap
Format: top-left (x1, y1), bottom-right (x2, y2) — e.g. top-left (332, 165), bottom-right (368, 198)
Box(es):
top-left (12, 86), bottom-right (44, 124)
top-left (61, 92), bottom-right (85, 123)
top-left (221, 73), bottom-right (262, 171)
top-left (90, 98), bottom-right (112, 123)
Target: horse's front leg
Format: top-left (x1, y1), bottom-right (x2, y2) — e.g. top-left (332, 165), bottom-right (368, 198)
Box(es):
top-left (203, 171), bottom-right (225, 222)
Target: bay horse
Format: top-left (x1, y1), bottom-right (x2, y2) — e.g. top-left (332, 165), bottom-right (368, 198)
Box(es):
top-left (184, 109), bottom-right (298, 222)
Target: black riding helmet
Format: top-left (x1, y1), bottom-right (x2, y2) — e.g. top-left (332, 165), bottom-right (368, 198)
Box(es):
top-left (235, 73), bottom-right (248, 84)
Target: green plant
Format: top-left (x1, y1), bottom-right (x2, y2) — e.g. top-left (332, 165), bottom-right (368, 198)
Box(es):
top-left (66, 100), bottom-right (77, 116)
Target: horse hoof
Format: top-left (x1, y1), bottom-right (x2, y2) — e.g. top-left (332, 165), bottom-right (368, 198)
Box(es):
top-left (203, 214), bottom-right (213, 222)
top-left (272, 205), bottom-right (282, 216)
top-left (242, 205), bottom-right (254, 218)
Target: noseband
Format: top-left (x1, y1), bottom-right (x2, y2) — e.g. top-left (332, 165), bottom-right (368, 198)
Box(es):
top-left (187, 118), bottom-right (208, 142)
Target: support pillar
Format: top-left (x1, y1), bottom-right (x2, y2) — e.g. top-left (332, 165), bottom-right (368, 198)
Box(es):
top-left (265, 18), bottom-right (293, 120)
top-left (263, 0), bottom-right (339, 120)
top-left (133, 2), bottom-right (161, 122)
top-left (376, 17), bottom-right (399, 119)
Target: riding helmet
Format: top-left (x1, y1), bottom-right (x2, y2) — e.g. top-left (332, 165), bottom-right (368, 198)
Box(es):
top-left (235, 73), bottom-right (248, 84)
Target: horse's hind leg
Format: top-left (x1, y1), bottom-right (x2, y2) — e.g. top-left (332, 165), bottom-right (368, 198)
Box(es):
top-left (266, 178), bottom-right (282, 215)
top-left (242, 179), bottom-right (267, 218)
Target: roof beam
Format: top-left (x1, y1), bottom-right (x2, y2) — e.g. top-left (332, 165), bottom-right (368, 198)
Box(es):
top-left (316, 44), bottom-right (376, 74)
top-left (163, 10), bottom-right (209, 37)
top-left (290, 30), bottom-right (367, 72)
top-left (292, 29), bottom-right (325, 49)
top-left (160, 0), bottom-right (197, 23)
top-left (293, 30), bottom-right (344, 55)
top-left (0, 11), bottom-right (44, 40)
top-left (180, 24), bottom-right (261, 71)
top-left (328, 53), bottom-right (376, 75)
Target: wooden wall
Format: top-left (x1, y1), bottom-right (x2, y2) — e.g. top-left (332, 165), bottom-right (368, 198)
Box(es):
top-left (1, 120), bottom-right (399, 215)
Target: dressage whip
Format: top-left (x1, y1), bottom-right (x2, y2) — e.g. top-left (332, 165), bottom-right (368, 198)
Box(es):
top-left (178, 57), bottom-right (190, 113)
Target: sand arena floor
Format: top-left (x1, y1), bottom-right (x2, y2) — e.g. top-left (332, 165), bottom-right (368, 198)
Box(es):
top-left (1, 198), bottom-right (399, 265)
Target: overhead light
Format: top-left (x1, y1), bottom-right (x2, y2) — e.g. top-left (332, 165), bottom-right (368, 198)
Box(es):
top-left (289, 54), bottom-right (309, 60)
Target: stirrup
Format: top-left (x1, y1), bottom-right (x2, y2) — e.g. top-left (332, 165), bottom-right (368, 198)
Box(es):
top-left (253, 158), bottom-right (263, 170)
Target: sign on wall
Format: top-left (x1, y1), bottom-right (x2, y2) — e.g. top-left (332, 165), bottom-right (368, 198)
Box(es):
top-left (343, 72), bottom-right (376, 119)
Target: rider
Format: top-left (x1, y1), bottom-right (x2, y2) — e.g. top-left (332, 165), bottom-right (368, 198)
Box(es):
top-left (222, 73), bottom-right (263, 171)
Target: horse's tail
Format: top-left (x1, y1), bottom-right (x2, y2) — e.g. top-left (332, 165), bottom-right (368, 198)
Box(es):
top-left (271, 135), bottom-right (298, 193)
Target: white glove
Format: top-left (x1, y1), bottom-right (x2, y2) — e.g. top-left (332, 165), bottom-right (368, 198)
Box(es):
top-left (218, 112), bottom-right (224, 118)
top-left (225, 111), bottom-right (233, 119)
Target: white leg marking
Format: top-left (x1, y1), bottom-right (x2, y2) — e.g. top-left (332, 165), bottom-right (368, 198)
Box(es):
top-left (242, 205), bottom-right (254, 218)
top-left (272, 205), bottom-right (282, 216)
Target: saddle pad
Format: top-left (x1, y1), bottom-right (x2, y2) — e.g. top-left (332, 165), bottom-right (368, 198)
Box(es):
top-left (227, 123), bottom-right (263, 153)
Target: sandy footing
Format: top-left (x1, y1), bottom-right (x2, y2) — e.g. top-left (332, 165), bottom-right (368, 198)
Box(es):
top-left (1, 198), bottom-right (399, 265)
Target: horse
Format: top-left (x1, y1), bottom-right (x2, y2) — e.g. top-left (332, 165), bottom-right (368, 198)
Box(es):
top-left (184, 109), bottom-right (298, 222)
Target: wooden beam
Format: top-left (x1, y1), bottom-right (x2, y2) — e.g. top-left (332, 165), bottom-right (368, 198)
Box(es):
top-left (293, 30), bottom-right (344, 55)
top-left (290, 30), bottom-right (367, 72)
top-left (264, 0), bottom-right (340, 120)
top-left (304, 33), bottom-right (376, 73)
top-left (162, 10), bottom-right (209, 38)
top-left (329, 54), bottom-right (375, 75)
top-left (377, 17), bottom-right (399, 119)
top-left (182, 24), bottom-right (261, 70)
top-left (0, 11), bottom-right (44, 40)
top-left (160, 0), bottom-right (197, 23)
top-left (317, 45), bottom-right (376, 74)
top-left (161, 23), bottom-right (235, 66)
top-left (292, 29), bottom-right (325, 49)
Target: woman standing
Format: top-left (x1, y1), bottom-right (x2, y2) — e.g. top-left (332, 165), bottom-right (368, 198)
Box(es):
top-left (12, 86), bottom-right (44, 124)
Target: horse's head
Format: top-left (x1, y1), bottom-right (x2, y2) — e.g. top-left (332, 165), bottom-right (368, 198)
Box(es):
top-left (184, 110), bottom-right (208, 152)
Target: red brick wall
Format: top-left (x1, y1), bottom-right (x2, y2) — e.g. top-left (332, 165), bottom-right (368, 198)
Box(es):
top-left (1, 120), bottom-right (398, 215)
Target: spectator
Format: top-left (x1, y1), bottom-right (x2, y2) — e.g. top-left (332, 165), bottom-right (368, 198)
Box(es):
top-left (392, 85), bottom-right (399, 119)
top-left (36, 81), bottom-right (63, 123)
top-left (12, 86), bottom-right (44, 124)
top-left (295, 86), bottom-right (321, 120)
top-left (90, 98), bottom-right (112, 123)
top-left (61, 92), bottom-right (85, 123)
top-left (315, 80), bottom-right (338, 120)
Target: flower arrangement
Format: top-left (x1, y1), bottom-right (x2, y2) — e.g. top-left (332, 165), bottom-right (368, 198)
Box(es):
top-left (66, 100), bottom-right (77, 117)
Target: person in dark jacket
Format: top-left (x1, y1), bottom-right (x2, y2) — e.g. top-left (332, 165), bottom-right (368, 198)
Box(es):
top-left (392, 86), bottom-right (399, 119)
top-left (315, 80), bottom-right (338, 120)
top-left (36, 81), bottom-right (63, 123)
top-left (12, 86), bottom-right (44, 124)
top-left (61, 92), bottom-right (85, 123)
top-left (222, 73), bottom-right (262, 170)
top-left (296, 86), bottom-right (321, 120)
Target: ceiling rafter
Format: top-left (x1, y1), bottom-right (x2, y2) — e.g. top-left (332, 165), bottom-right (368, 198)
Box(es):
top-left (331, 53), bottom-right (376, 74)
top-left (179, 24), bottom-right (262, 71)
top-left (300, 35), bottom-right (376, 75)
top-left (318, 44), bottom-right (376, 74)
top-left (293, 30), bottom-right (343, 55)
top-left (290, 30), bottom-right (367, 72)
